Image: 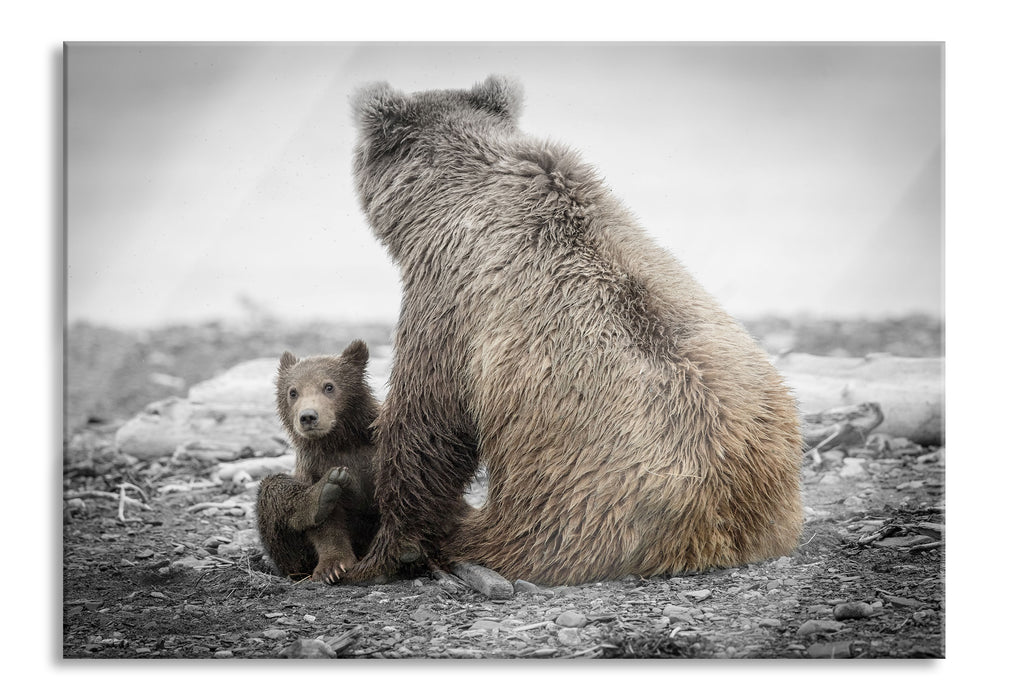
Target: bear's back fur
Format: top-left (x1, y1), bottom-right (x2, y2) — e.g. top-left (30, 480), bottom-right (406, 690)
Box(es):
top-left (350, 76), bottom-right (803, 585)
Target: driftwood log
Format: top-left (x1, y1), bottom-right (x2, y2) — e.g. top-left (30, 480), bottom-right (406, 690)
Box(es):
top-left (113, 352), bottom-right (944, 461)
top-left (774, 353), bottom-right (943, 446)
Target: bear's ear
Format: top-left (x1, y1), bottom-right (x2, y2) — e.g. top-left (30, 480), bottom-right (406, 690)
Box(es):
top-left (279, 351), bottom-right (298, 372)
top-left (469, 75), bottom-right (523, 121)
top-left (341, 339), bottom-right (369, 368)
top-left (350, 81), bottom-right (411, 135)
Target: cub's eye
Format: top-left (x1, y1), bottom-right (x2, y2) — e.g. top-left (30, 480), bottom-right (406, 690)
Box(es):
top-left (288, 388), bottom-right (298, 399)
top-left (323, 383), bottom-right (335, 394)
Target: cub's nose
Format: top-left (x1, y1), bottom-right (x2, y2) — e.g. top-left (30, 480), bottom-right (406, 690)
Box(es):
top-left (299, 409), bottom-right (319, 428)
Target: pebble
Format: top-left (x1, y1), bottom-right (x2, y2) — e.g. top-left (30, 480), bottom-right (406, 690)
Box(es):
top-left (662, 604), bottom-right (694, 621)
top-left (882, 594), bottom-right (926, 609)
top-left (469, 619), bottom-right (501, 632)
top-left (796, 620), bottom-right (845, 636)
top-left (213, 650), bottom-right (234, 659)
top-left (833, 602), bottom-right (875, 620)
top-left (201, 535), bottom-right (229, 551)
top-left (821, 449), bottom-right (846, 466)
top-left (411, 606), bottom-right (438, 623)
top-left (450, 561), bottom-right (514, 599)
top-left (840, 458), bottom-right (868, 479)
top-left (261, 628), bottom-right (288, 640)
top-left (807, 641), bottom-right (852, 659)
top-left (873, 535), bottom-right (934, 549)
top-left (231, 529), bottom-right (260, 546)
top-left (557, 628), bottom-right (581, 646)
top-left (514, 579), bottom-right (542, 594)
top-left (555, 611), bottom-right (588, 628)
top-left (682, 589), bottom-right (711, 602)
top-left (279, 638), bottom-right (336, 659)
top-left (217, 543), bottom-right (245, 559)
top-left (758, 618), bottom-right (781, 628)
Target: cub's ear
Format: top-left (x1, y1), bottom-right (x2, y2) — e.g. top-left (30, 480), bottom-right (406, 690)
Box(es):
top-left (469, 75), bottom-right (523, 121)
top-left (350, 81), bottom-right (410, 134)
top-left (341, 339), bottom-right (369, 368)
top-left (279, 351), bottom-right (298, 372)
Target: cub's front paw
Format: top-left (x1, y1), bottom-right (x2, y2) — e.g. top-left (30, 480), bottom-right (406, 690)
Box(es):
top-left (313, 467), bottom-right (351, 526)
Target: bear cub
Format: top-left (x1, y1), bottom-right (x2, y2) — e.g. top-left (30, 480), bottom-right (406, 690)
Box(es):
top-left (256, 340), bottom-right (380, 583)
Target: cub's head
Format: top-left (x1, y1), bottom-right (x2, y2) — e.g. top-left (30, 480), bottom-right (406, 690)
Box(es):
top-left (275, 340), bottom-right (372, 442)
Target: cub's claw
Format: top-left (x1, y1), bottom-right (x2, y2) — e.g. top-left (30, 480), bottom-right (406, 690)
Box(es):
top-left (313, 560), bottom-right (350, 585)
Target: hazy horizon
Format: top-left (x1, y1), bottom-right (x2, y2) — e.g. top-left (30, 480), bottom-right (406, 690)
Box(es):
top-left (66, 42), bottom-right (943, 330)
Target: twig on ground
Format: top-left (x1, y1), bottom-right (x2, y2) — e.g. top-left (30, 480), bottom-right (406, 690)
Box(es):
top-left (66, 490), bottom-right (151, 511)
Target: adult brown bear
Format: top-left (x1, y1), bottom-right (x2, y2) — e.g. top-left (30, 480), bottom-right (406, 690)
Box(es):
top-left (348, 75), bottom-right (803, 586)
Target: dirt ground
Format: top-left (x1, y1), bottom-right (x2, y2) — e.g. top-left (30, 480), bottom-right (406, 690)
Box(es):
top-left (61, 316), bottom-right (944, 660)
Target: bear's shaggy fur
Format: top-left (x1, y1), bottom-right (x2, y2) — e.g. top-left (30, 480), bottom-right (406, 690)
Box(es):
top-left (255, 340), bottom-right (381, 583)
top-left (347, 76), bottom-right (804, 586)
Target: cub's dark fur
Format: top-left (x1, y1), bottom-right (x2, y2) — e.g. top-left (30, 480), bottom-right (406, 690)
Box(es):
top-left (255, 340), bottom-right (380, 583)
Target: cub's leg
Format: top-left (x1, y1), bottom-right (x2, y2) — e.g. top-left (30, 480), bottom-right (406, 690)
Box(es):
top-left (307, 514), bottom-right (358, 584)
top-left (256, 468), bottom-right (350, 578)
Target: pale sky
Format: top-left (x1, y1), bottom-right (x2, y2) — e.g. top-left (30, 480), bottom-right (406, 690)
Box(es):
top-left (65, 42), bottom-right (942, 328)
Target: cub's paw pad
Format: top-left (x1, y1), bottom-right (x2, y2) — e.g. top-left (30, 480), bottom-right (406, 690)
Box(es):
top-left (313, 469), bottom-right (347, 525)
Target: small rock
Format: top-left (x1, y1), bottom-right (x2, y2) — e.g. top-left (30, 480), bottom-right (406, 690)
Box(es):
top-left (555, 611), bottom-right (588, 628)
top-left (881, 594), bottom-right (927, 609)
top-left (818, 473), bottom-right (841, 485)
top-left (821, 449), bottom-right (846, 466)
top-left (279, 638), bottom-right (335, 659)
top-left (262, 628), bottom-right (288, 640)
top-left (833, 602), bottom-right (874, 620)
top-left (230, 529), bottom-right (260, 546)
top-left (873, 535), bottom-right (934, 549)
top-left (411, 606), bottom-right (438, 623)
top-left (217, 543), bottom-right (245, 559)
top-left (839, 458), bottom-right (867, 478)
top-left (303, 614), bottom-right (316, 623)
top-left (514, 579), bottom-right (542, 594)
top-left (431, 570), bottom-right (465, 591)
top-left (796, 619), bottom-right (845, 636)
top-left (758, 618), bottom-right (781, 628)
top-left (451, 561), bottom-right (514, 599)
top-left (912, 609), bottom-right (936, 623)
top-left (662, 604), bottom-right (694, 622)
top-left (557, 628), bottom-right (581, 646)
top-left (807, 641), bottom-right (852, 659)
top-left (201, 535), bottom-right (229, 551)
top-left (842, 495), bottom-right (865, 508)
top-left (213, 650), bottom-right (234, 659)
top-left (682, 589), bottom-right (711, 602)
top-left (469, 619), bottom-right (500, 632)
